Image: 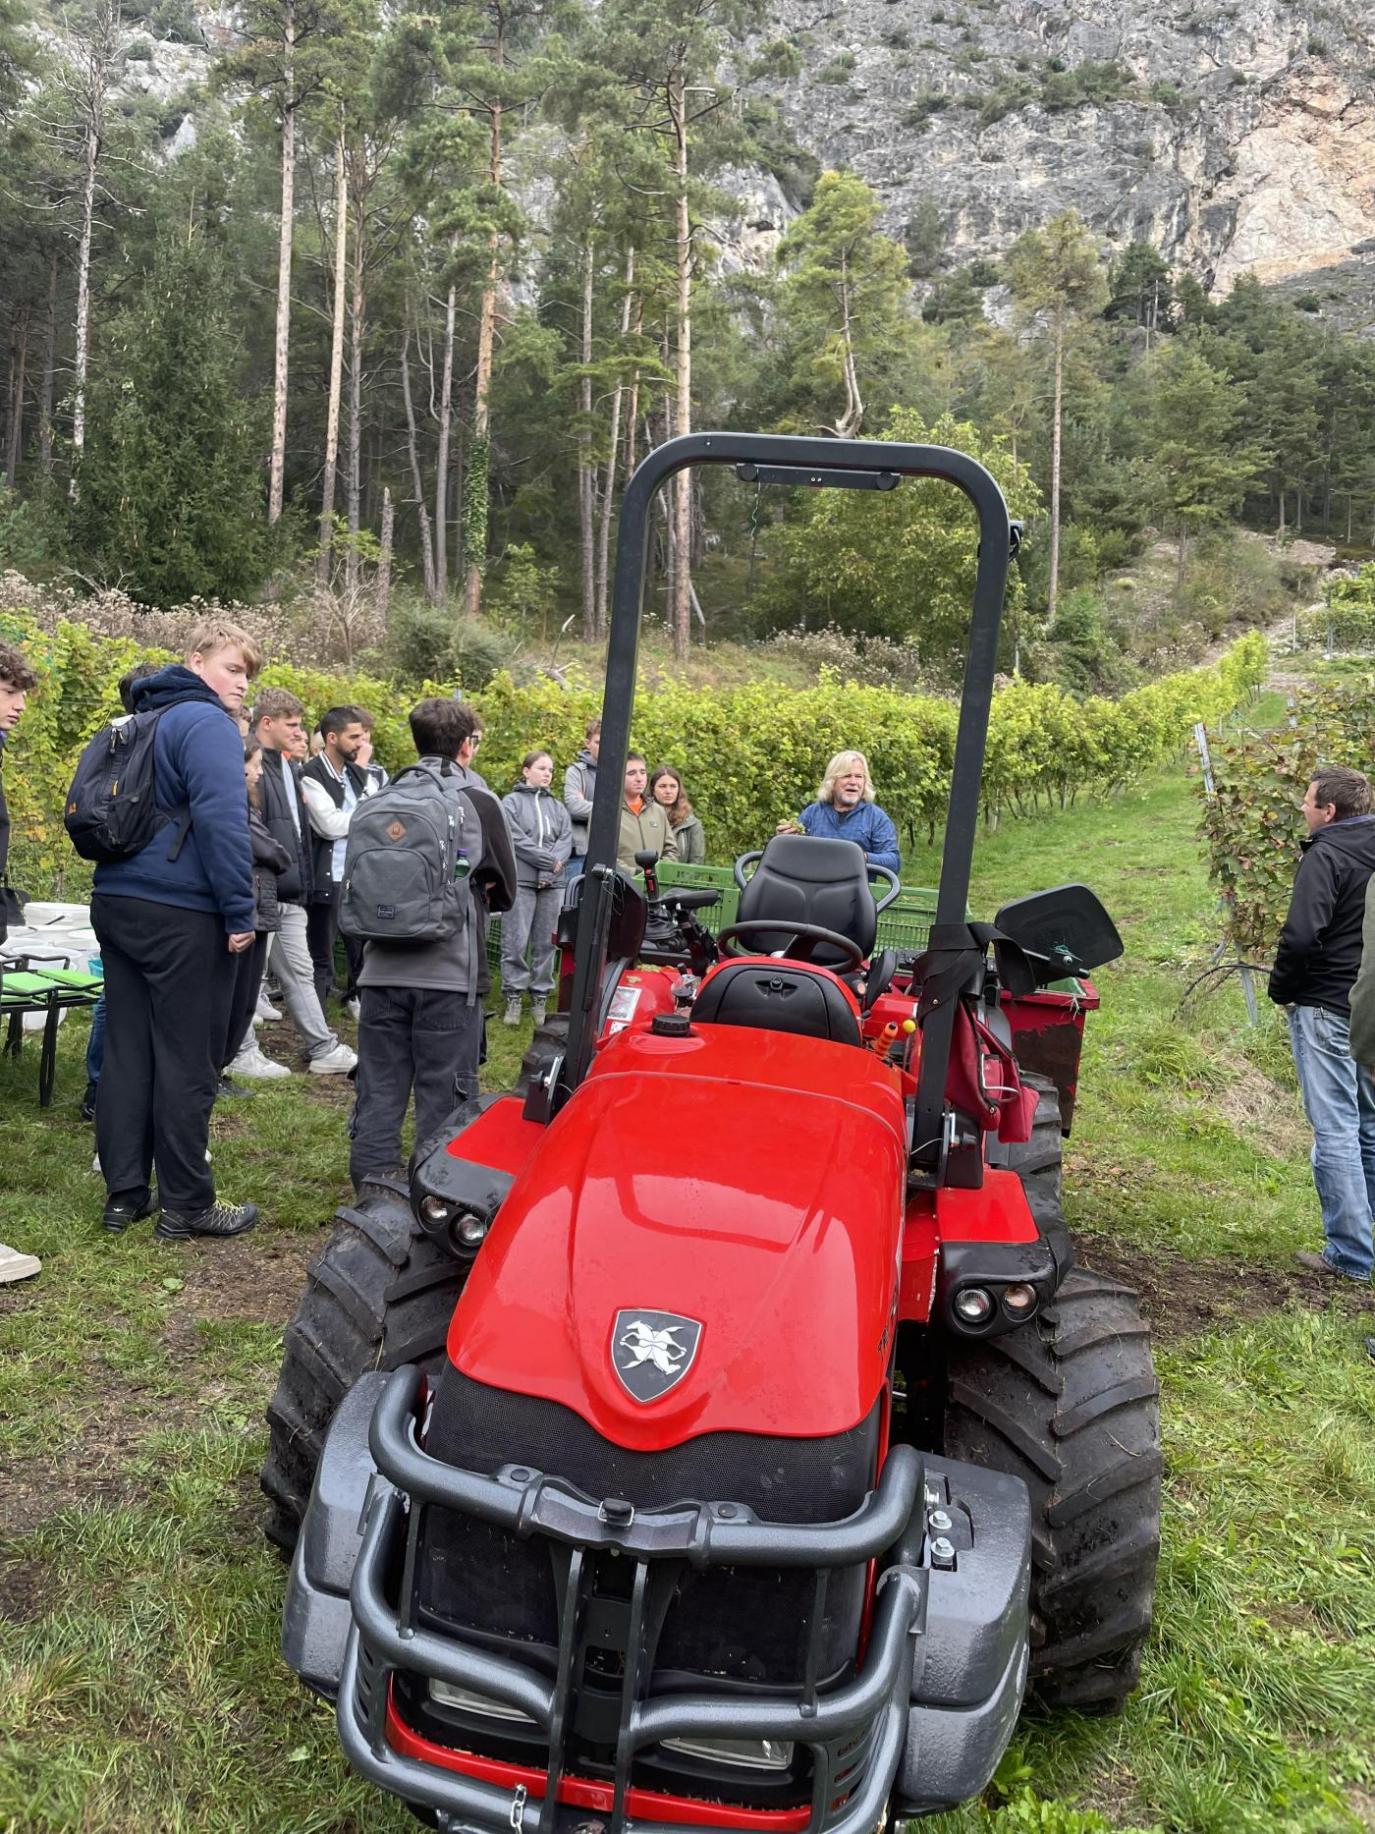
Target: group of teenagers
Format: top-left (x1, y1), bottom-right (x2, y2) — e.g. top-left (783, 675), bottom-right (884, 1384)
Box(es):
top-left (0, 617), bottom-right (906, 1281)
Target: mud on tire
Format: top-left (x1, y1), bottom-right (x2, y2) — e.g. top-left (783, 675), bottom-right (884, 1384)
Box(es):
top-left (260, 1170), bottom-right (466, 1553)
top-left (943, 1268), bottom-right (1162, 1713)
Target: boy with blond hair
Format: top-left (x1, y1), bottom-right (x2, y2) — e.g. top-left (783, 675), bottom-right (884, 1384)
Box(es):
top-left (92, 619), bottom-right (263, 1241)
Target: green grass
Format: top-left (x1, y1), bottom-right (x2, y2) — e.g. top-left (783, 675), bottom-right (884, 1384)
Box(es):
top-left (3, 756), bottom-right (1375, 1831)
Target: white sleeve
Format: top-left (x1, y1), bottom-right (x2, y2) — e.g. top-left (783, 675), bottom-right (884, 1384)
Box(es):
top-left (301, 776), bottom-right (352, 839)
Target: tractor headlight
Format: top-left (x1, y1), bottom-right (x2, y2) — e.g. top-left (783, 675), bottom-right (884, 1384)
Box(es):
top-left (1002, 1283), bottom-right (1038, 1318)
top-left (428, 1680), bottom-right (534, 1723)
top-left (455, 1212), bottom-right (489, 1249)
top-left (419, 1194), bottom-right (456, 1228)
top-left (954, 1286), bottom-right (994, 1325)
top-left (662, 1736), bottom-right (794, 1772)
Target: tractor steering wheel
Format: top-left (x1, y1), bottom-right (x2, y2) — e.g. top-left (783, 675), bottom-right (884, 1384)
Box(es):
top-left (715, 919), bottom-right (866, 971)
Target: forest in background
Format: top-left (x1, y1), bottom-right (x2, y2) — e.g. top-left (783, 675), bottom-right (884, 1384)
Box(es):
top-left (0, 0), bottom-right (1371, 694)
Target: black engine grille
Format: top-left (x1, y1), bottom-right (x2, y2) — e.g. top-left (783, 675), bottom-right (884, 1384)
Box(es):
top-left (416, 1368), bottom-right (881, 1689)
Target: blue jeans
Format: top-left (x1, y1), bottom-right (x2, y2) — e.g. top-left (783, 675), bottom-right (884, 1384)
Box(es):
top-left (85, 991), bottom-right (106, 1091)
top-left (1287, 1003), bottom-right (1375, 1279)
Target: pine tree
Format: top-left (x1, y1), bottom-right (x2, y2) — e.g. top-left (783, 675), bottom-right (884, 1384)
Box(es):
top-left (71, 236), bottom-right (269, 603)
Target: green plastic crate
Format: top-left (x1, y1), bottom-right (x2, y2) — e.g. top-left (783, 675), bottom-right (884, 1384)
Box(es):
top-left (487, 864), bottom-right (957, 980)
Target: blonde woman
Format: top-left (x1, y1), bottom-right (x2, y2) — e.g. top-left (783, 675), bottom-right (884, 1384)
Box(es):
top-left (778, 749), bottom-right (900, 874)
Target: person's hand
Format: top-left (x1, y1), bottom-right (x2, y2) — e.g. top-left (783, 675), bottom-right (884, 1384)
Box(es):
top-left (356, 734), bottom-right (374, 767)
top-left (776, 819), bottom-right (802, 835)
top-left (227, 931), bottom-right (255, 954)
top-left (552, 860), bottom-right (564, 875)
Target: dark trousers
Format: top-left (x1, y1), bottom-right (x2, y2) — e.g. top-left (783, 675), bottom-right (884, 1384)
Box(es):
top-left (348, 986), bottom-right (482, 1190)
top-left (223, 932), bottom-right (270, 1070)
top-left (307, 894), bottom-right (363, 1004)
top-left (92, 894), bottom-right (234, 1214)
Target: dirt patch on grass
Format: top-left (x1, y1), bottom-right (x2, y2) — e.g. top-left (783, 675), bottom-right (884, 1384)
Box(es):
top-left (0, 1555), bottom-right (53, 1625)
top-left (171, 1234), bottom-right (315, 1331)
top-left (1074, 1231), bottom-right (1375, 1343)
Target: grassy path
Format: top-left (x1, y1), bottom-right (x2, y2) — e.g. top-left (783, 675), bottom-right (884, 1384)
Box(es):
top-left (2, 748), bottom-right (1374, 1833)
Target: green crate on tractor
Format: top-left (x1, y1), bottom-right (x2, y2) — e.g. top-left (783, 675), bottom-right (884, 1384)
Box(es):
top-left (490, 867), bottom-right (961, 983)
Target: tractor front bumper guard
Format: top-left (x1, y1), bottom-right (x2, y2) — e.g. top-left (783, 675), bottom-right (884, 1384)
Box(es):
top-left (336, 1364), bottom-right (929, 1834)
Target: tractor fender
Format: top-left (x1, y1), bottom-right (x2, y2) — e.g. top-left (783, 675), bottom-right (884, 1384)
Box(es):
top-left (895, 1453), bottom-right (1032, 1818)
top-left (282, 1371), bottom-right (388, 1700)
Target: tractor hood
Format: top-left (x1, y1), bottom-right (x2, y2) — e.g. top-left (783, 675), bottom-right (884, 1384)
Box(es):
top-left (450, 1025), bottom-right (908, 1452)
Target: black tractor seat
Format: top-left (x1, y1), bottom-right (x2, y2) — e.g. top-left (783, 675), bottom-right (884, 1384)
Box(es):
top-left (735, 834), bottom-right (878, 967)
top-left (690, 835), bottom-right (875, 1046)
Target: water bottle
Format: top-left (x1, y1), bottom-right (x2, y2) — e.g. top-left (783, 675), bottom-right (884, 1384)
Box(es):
top-left (87, 955), bottom-right (103, 979)
top-left (453, 849), bottom-right (471, 884)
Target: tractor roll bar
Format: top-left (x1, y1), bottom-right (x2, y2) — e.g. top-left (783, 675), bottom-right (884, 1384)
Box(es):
top-left (560, 433), bottom-right (1013, 1157)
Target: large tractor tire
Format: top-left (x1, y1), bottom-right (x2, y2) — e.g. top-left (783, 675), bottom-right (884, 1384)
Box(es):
top-left (260, 1170), bottom-right (467, 1554)
top-left (943, 1267), bottom-right (1161, 1714)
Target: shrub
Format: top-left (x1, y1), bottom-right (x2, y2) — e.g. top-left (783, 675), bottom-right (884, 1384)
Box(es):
top-left (0, 606), bottom-right (1265, 898)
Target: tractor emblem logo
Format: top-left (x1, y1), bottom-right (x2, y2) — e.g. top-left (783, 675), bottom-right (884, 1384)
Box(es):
top-left (611, 1309), bottom-right (702, 1403)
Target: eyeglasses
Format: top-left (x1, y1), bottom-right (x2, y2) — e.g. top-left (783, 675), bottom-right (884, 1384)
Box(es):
top-left (471, 733), bottom-right (483, 747)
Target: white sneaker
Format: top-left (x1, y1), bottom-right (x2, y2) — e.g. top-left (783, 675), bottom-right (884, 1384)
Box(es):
top-left (256, 991), bottom-right (283, 1022)
top-left (309, 1041), bottom-right (357, 1075)
top-left (231, 1042), bottom-right (292, 1080)
top-left (346, 998), bottom-right (361, 1020)
top-left (0, 1241), bottom-right (41, 1283)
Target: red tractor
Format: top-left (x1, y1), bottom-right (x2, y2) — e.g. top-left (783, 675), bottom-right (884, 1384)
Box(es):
top-left (264, 434), bottom-right (1160, 1831)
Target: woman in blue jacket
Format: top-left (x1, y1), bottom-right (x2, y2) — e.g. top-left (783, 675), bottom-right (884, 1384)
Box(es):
top-left (779, 749), bottom-right (901, 877)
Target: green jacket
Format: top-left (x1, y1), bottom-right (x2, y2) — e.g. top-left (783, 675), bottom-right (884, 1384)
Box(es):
top-left (671, 812), bottom-right (706, 864)
top-left (617, 799), bottom-right (679, 874)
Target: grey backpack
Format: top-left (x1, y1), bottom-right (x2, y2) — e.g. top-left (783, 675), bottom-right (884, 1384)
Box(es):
top-left (337, 763), bottom-right (483, 945)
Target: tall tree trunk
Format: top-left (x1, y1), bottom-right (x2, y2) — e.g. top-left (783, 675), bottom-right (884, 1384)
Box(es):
top-left (1277, 489), bottom-right (1286, 537)
top-left (317, 129), bottom-right (348, 583)
top-left (669, 66), bottom-right (692, 658)
top-left (595, 246), bottom-right (636, 636)
top-left (434, 274), bottom-right (456, 602)
top-left (377, 484), bottom-right (393, 626)
top-left (578, 239), bottom-right (596, 639)
top-left (268, 1), bottom-right (295, 524)
top-left (345, 178), bottom-right (365, 594)
top-left (1047, 319), bottom-right (1064, 620)
top-left (463, 87), bottom-right (502, 620)
top-left (69, 68), bottom-right (104, 497)
top-left (401, 328), bottom-right (437, 603)
top-left (835, 257), bottom-right (863, 439)
top-left (5, 309), bottom-right (29, 487)
top-left (38, 248), bottom-right (58, 478)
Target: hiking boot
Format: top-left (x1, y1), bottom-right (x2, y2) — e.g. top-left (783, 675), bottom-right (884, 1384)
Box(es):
top-left (156, 1200), bottom-right (259, 1242)
top-left (102, 1192), bottom-right (158, 1234)
top-left (216, 1075), bottom-right (254, 1100)
top-left (1295, 1250), bottom-right (1368, 1282)
top-left (503, 995), bottom-right (523, 1027)
top-left (0, 1241), bottom-right (41, 1283)
top-left (230, 1041), bottom-right (291, 1080)
top-left (308, 1041), bottom-right (356, 1075)
top-left (530, 1001), bottom-right (548, 1029)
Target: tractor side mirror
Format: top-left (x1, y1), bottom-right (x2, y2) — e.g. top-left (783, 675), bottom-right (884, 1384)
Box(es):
top-left (994, 883), bottom-right (1123, 977)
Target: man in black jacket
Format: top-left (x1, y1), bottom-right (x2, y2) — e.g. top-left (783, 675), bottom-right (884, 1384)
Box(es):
top-left (0, 640), bottom-right (42, 1283)
top-left (301, 704), bottom-right (374, 1007)
top-left (252, 687), bottom-right (354, 1075)
top-left (1268, 764), bottom-right (1375, 1284)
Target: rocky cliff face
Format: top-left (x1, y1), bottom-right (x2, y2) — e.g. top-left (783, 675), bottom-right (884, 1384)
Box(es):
top-left (34, 0), bottom-right (1375, 309)
top-left (745, 0), bottom-right (1375, 301)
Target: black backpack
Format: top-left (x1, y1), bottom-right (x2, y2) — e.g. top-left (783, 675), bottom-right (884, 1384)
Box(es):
top-left (64, 710), bottom-right (188, 865)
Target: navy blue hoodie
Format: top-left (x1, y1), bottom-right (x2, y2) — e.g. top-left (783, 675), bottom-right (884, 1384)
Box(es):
top-left (93, 665), bottom-right (254, 934)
